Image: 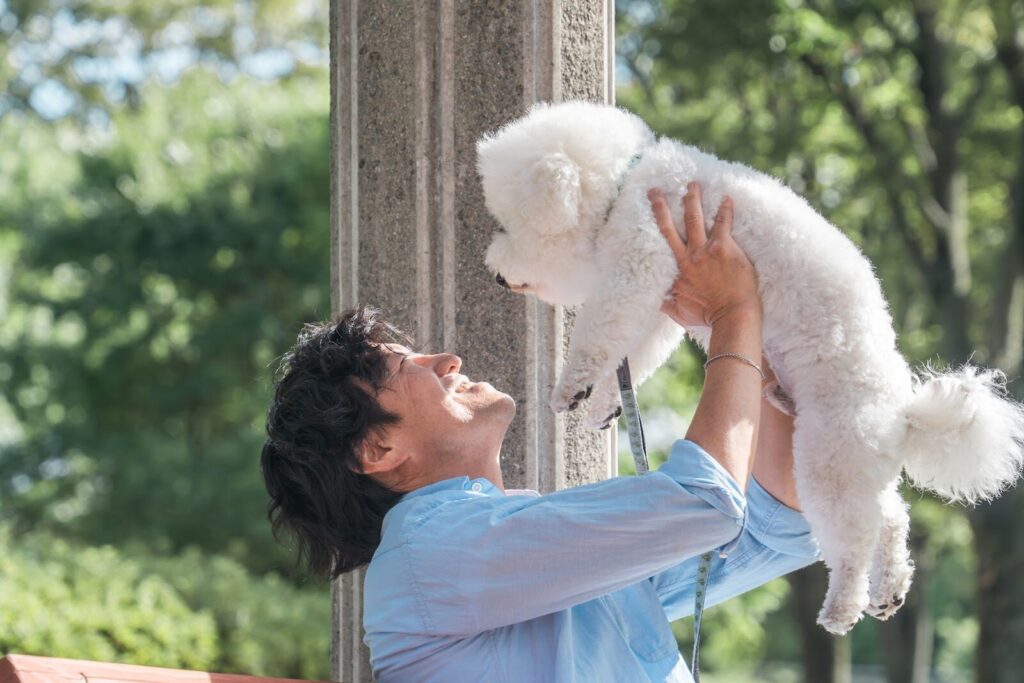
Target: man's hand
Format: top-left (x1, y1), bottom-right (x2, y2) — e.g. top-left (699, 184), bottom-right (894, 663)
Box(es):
top-left (650, 182), bottom-right (762, 329)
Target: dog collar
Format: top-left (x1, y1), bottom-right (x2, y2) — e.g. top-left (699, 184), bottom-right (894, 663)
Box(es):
top-left (602, 149), bottom-right (647, 224)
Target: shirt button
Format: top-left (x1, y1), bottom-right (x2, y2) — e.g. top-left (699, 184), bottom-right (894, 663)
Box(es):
top-left (470, 482), bottom-right (484, 492)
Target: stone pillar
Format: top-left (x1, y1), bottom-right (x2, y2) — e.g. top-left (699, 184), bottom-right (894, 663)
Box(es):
top-left (329, 1), bottom-right (616, 680)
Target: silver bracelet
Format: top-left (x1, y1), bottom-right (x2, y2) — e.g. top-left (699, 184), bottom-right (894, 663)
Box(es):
top-left (703, 352), bottom-right (766, 381)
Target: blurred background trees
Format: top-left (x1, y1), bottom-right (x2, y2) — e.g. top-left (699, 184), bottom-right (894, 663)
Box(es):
top-left (1, 0), bottom-right (1021, 681)
top-left (1, 0), bottom-right (333, 677)
top-left (617, 0), bottom-right (1023, 681)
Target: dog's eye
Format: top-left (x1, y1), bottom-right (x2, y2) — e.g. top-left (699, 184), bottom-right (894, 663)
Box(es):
top-left (494, 227), bottom-right (507, 235)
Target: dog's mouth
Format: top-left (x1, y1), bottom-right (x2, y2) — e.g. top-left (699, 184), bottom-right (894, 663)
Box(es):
top-left (495, 273), bottom-right (531, 293)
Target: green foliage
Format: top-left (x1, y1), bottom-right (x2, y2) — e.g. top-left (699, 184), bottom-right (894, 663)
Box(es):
top-left (0, 527), bottom-right (217, 669)
top-left (675, 577), bottom-right (792, 676)
top-left (0, 1), bottom-right (335, 676)
top-left (0, 66), bottom-right (331, 574)
top-left (0, 527), bottom-right (329, 678)
top-left (135, 548), bottom-right (330, 679)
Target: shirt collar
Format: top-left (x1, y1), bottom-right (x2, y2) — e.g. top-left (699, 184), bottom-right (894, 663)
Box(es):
top-left (401, 475), bottom-right (500, 501)
top-left (400, 476), bottom-right (540, 502)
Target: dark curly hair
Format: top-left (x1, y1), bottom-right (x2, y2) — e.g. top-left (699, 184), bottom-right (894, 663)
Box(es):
top-left (261, 305), bottom-right (414, 580)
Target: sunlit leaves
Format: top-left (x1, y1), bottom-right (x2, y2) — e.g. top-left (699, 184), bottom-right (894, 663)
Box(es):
top-left (0, 66), bottom-right (329, 575)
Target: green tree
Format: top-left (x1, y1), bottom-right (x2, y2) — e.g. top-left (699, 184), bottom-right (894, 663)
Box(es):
top-left (0, 67), bottom-right (330, 575)
top-left (617, 0), bottom-right (1023, 680)
top-left (0, 3), bottom-right (335, 674)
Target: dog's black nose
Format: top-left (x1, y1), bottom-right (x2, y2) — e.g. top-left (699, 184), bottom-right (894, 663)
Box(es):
top-left (495, 273), bottom-right (510, 289)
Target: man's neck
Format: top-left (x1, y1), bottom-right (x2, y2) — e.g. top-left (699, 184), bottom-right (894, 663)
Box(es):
top-left (436, 450), bottom-right (505, 492)
top-left (392, 441), bottom-right (506, 494)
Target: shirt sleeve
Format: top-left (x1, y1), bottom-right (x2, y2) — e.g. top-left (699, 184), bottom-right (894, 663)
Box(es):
top-left (400, 439), bottom-right (746, 636)
top-left (650, 473), bottom-right (821, 622)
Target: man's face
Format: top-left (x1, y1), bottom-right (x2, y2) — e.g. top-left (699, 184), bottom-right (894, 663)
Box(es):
top-left (366, 342), bottom-right (515, 486)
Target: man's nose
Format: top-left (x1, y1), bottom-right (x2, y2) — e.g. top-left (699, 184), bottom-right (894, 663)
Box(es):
top-left (436, 353), bottom-right (461, 375)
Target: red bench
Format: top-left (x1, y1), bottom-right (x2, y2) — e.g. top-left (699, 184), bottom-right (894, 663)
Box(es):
top-left (0, 655), bottom-right (330, 683)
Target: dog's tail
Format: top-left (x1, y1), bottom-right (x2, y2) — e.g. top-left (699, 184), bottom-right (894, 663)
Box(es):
top-left (898, 363), bottom-right (1024, 504)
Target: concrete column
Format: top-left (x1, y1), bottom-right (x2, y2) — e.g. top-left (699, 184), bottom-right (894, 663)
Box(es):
top-left (329, 1), bottom-right (616, 680)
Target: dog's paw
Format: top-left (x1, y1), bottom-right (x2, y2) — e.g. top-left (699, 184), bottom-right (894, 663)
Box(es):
top-left (549, 383), bottom-right (593, 413)
top-left (816, 571), bottom-right (869, 635)
top-left (816, 603), bottom-right (865, 636)
top-left (584, 405), bottom-right (622, 431)
top-left (866, 562), bottom-right (913, 621)
top-left (584, 382), bottom-right (622, 430)
top-left (600, 406), bottom-right (623, 430)
top-left (865, 595), bottom-right (905, 621)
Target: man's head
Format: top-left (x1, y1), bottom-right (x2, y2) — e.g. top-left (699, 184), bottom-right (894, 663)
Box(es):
top-left (260, 305), bottom-right (515, 579)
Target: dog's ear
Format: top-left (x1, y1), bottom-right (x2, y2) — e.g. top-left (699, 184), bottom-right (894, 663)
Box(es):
top-left (523, 152), bottom-right (580, 234)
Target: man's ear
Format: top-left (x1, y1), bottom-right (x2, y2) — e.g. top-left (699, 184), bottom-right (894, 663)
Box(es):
top-left (522, 152), bottom-right (580, 234)
top-left (353, 437), bottom-right (408, 475)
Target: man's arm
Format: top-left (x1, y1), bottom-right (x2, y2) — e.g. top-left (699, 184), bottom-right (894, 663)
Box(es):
top-left (652, 369), bottom-right (818, 620)
top-left (396, 439), bottom-right (746, 637)
top-left (651, 183), bottom-right (765, 489)
top-left (651, 474), bottom-right (820, 621)
top-left (750, 355), bottom-right (801, 509)
top-left (685, 305), bottom-right (764, 490)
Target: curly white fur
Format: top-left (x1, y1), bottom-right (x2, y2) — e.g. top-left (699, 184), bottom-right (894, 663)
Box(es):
top-left (476, 101), bottom-right (1024, 635)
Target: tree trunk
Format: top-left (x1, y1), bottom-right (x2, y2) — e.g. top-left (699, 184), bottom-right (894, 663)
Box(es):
top-left (880, 527), bottom-right (935, 683)
top-left (790, 563), bottom-right (852, 683)
top-left (971, 485), bottom-right (1024, 683)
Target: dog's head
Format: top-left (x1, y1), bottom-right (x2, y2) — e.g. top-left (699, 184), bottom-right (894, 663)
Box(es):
top-left (477, 101), bottom-right (654, 305)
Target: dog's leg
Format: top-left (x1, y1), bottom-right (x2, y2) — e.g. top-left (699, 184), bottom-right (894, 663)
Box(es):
top-left (582, 315), bottom-right (687, 431)
top-left (792, 413), bottom-right (880, 635)
top-left (549, 231), bottom-right (674, 414)
top-left (865, 482), bottom-right (914, 620)
top-left (809, 483), bottom-right (878, 634)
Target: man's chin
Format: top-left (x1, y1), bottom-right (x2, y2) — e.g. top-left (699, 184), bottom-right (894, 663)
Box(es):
top-left (490, 389), bottom-right (516, 417)
top-left (461, 381), bottom-right (513, 408)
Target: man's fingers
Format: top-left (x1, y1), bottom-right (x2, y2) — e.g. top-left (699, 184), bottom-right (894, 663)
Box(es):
top-left (682, 182), bottom-right (707, 249)
top-left (709, 196), bottom-right (734, 242)
top-left (648, 188), bottom-right (686, 259)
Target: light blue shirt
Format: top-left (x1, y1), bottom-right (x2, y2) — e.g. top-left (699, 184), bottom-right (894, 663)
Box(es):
top-left (363, 439), bottom-right (820, 682)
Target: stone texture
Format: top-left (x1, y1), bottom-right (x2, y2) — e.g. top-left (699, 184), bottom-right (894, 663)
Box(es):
top-left (330, 1), bottom-right (615, 680)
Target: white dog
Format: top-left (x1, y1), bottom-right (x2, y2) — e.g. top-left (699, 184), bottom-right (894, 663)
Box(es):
top-left (476, 100), bottom-right (1024, 634)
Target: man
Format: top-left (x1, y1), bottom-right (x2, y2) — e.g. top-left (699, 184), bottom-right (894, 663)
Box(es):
top-left (261, 183), bottom-right (820, 681)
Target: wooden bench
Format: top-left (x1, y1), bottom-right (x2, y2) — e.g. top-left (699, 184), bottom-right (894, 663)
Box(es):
top-left (0, 655), bottom-right (330, 683)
